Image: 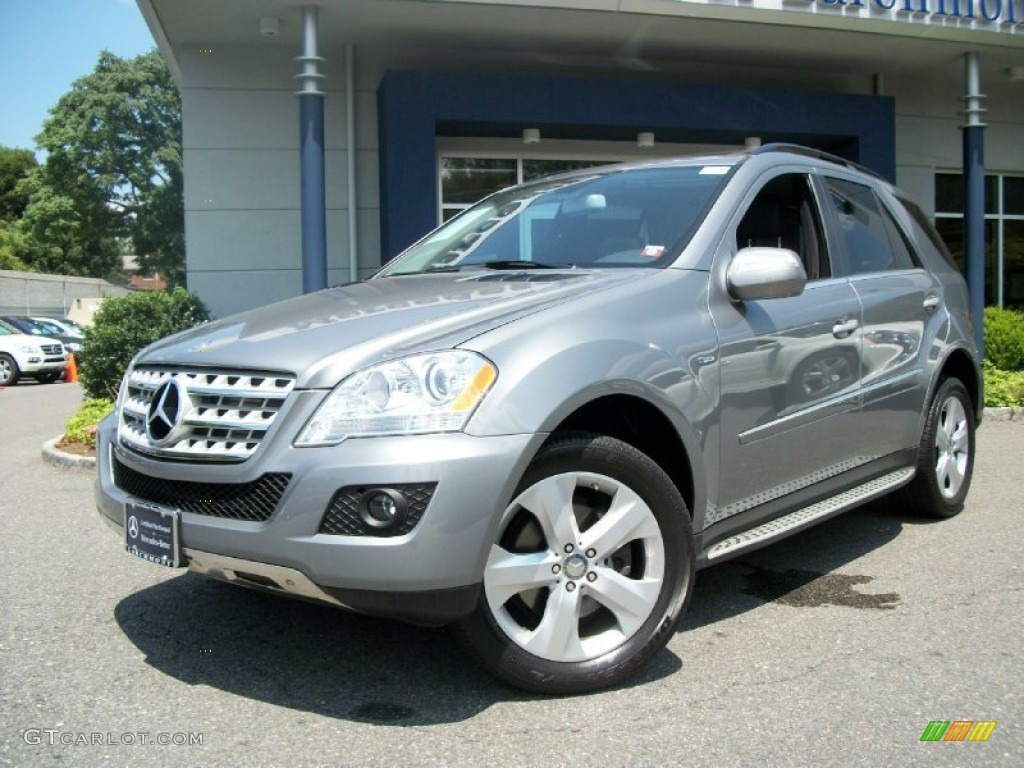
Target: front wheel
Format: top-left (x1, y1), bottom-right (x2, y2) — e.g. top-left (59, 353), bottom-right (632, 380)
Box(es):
top-left (453, 433), bottom-right (694, 694)
top-left (0, 354), bottom-right (19, 386)
top-left (894, 377), bottom-right (975, 519)
top-left (35, 372), bottom-right (60, 384)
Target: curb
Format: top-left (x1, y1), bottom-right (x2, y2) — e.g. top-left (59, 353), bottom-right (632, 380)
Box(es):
top-left (983, 406), bottom-right (1023, 423)
top-left (42, 406), bottom-right (1023, 473)
top-left (41, 436), bottom-right (97, 471)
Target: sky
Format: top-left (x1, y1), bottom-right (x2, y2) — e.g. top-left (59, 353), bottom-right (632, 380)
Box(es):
top-left (0, 0), bottom-right (157, 157)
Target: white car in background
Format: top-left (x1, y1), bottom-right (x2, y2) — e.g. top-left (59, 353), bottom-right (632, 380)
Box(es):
top-left (0, 320), bottom-right (69, 385)
top-left (31, 316), bottom-right (86, 338)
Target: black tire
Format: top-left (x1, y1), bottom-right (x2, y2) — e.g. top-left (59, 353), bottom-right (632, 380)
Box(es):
top-left (36, 372), bottom-right (60, 384)
top-left (894, 377), bottom-right (975, 519)
top-left (0, 353), bottom-right (19, 386)
top-left (452, 432), bottom-right (694, 695)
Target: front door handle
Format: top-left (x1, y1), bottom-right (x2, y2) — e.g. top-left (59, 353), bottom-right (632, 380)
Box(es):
top-left (832, 317), bottom-right (859, 338)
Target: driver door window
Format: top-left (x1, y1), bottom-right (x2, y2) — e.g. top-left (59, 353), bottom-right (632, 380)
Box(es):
top-left (735, 174), bottom-right (830, 281)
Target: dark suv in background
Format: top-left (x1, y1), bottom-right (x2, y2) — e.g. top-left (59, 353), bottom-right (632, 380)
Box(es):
top-left (95, 145), bottom-right (981, 694)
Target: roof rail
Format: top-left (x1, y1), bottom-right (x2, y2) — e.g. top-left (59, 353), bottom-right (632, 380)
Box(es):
top-left (750, 143), bottom-right (886, 182)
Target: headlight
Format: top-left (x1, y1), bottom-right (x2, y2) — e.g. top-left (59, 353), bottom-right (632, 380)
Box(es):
top-left (295, 351), bottom-right (497, 446)
top-left (19, 344), bottom-right (39, 354)
top-left (67, 342), bottom-right (82, 352)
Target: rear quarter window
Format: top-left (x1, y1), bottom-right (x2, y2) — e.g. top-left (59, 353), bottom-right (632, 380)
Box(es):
top-left (892, 194), bottom-right (960, 271)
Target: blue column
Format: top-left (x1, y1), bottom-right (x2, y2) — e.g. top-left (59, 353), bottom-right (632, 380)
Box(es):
top-left (962, 52), bottom-right (986, 358)
top-left (297, 6), bottom-right (327, 294)
top-left (299, 94), bottom-right (327, 293)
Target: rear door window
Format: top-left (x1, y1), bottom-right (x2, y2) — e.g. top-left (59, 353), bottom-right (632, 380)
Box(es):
top-left (824, 177), bottom-right (915, 276)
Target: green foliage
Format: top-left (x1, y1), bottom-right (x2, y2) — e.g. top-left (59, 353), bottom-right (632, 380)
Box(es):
top-left (64, 398), bottom-right (114, 448)
top-left (22, 50), bottom-right (183, 283)
top-left (0, 220), bottom-right (32, 270)
top-left (983, 361), bottom-right (1024, 408)
top-left (983, 306), bottom-right (1024, 372)
top-left (79, 287), bottom-right (210, 400)
top-left (0, 146), bottom-right (37, 221)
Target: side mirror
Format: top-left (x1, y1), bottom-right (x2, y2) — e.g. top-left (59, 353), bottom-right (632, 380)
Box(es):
top-left (726, 247), bottom-right (807, 301)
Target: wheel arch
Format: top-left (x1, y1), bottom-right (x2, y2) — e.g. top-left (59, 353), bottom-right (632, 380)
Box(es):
top-left (934, 346), bottom-right (983, 423)
top-left (544, 392), bottom-right (702, 521)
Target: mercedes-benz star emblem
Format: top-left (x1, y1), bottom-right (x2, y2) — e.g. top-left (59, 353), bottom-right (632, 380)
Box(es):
top-left (127, 515), bottom-right (139, 540)
top-left (146, 379), bottom-right (185, 444)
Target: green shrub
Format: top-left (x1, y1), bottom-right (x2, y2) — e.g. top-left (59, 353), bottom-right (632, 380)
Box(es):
top-left (984, 306), bottom-right (1024, 372)
top-left (63, 398), bottom-right (114, 448)
top-left (983, 361), bottom-right (1024, 408)
top-left (79, 287), bottom-right (210, 400)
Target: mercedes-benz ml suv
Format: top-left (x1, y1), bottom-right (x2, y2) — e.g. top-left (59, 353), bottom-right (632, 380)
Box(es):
top-left (96, 145), bottom-right (981, 693)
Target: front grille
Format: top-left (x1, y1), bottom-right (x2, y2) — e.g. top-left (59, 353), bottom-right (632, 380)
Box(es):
top-left (119, 366), bottom-right (296, 462)
top-left (113, 457), bottom-right (291, 522)
top-left (320, 484), bottom-right (436, 537)
top-left (40, 344), bottom-right (62, 355)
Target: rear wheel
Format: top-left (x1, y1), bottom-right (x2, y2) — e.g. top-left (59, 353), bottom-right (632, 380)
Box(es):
top-left (453, 433), bottom-right (694, 694)
top-left (895, 377), bottom-right (975, 518)
top-left (0, 354), bottom-right (19, 386)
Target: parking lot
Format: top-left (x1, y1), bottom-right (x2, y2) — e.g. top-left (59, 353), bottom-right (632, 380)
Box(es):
top-left (1, 381), bottom-right (1022, 767)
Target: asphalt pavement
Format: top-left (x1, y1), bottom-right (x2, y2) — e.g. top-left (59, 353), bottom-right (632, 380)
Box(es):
top-left (1, 381), bottom-right (1021, 767)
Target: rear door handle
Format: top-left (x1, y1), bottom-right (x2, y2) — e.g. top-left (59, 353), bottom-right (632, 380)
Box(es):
top-left (923, 294), bottom-right (941, 312)
top-left (832, 317), bottom-right (859, 338)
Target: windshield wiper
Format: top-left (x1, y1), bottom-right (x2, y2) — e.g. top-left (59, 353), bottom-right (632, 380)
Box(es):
top-left (414, 260), bottom-right (573, 275)
top-left (478, 260), bottom-right (573, 270)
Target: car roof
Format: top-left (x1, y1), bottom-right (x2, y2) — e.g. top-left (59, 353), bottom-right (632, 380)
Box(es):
top-left (531, 143), bottom-right (887, 188)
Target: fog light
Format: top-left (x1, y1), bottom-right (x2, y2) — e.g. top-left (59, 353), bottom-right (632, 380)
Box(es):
top-left (358, 488), bottom-right (408, 530)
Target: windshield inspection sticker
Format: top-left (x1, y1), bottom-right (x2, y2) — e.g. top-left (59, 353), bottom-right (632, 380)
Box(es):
top-left (699, 166), bottom-right (731, 175)
top-left (641, 245), bottom-right (666, 259)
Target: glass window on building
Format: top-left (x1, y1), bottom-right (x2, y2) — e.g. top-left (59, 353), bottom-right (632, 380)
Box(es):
top-left (440, 157), bottom-right (616, 223)
top-left (935, 173), bottom-right (1024, 308)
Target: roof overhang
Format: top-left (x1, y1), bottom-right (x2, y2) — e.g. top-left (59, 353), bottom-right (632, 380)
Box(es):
top-left (137, 0), bottom-right (1023, 103)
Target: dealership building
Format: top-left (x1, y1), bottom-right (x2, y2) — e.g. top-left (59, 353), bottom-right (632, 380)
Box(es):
top-left (137, 0), bottom-right (1022, 319)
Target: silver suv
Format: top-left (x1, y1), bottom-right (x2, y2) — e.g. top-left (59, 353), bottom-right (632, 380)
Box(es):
top-left (96, 145), bottom-right (981, 694)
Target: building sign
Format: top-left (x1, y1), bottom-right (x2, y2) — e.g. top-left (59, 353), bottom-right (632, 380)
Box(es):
top-left (670, 0), bottom-right (1022, 34)
top-left (811, 0), bottom-right (1021, 26)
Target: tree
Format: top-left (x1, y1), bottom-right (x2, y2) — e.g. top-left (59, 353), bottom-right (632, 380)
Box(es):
top-left (0, 220), bottom-right (32, 270)
top-left (0, 146), bottom-right (37, 221)
top-left (22, 50), bottom-right (184, 284)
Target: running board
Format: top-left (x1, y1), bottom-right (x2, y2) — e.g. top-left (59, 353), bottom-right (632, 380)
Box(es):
top-left (705, 468), bottom-right (915, 561)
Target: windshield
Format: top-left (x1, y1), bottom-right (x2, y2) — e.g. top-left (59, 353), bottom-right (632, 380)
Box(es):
top-left (33, 319), bottom-right (66, 336)
top-left (377, 164), bottom-right (733, 276)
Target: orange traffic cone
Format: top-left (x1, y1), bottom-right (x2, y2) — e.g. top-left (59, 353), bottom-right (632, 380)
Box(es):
top-left (65, 354), bottom-right (79, 384)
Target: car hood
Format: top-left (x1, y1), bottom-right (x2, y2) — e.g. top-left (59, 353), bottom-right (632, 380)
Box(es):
top-left (0, 331), bottom-right (59, 349)
top-left (139, 270), bottom-right (652, 388)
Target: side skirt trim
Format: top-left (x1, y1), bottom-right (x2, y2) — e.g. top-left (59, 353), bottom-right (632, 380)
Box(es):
top-left (703, 467), bottom-right (914, 563)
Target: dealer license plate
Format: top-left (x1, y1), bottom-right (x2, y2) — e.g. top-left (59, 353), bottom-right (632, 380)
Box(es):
top-left (125, 501), bottom-right (183, 567)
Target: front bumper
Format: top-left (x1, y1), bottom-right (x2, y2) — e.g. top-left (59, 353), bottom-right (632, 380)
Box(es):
top-left (95, 413), bottom-right (543, 624)
top-left (19, 355), bottom-right (68, 376)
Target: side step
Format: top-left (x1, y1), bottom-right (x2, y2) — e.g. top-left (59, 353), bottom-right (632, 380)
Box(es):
top-left (705, 468), bottom-right (915, 561)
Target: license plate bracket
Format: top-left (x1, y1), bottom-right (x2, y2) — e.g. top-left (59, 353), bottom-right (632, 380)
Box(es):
top-left (125, 501), bottom-right (183, 568)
